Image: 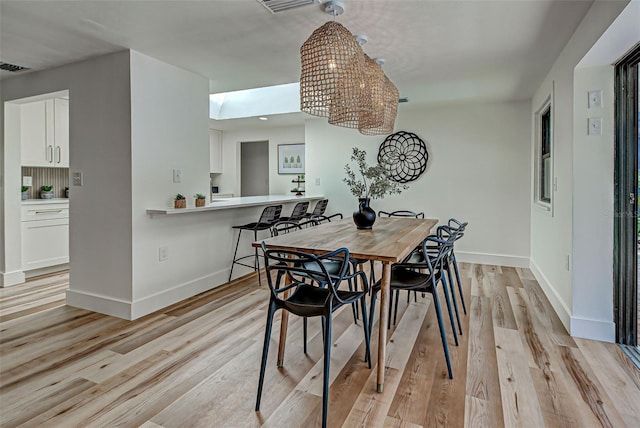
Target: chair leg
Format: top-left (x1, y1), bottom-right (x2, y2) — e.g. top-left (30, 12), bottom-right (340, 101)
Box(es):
top-left (452, 253), bottom-right (467, 315)
top-left (387, 289), bottom-right (394, 330)
top-left (254, 230), bottom-right (262, 287)
top-left (446, 267), bottom-right (463, 336)
top-left (440, 275), bottom-right (459, 346)
top-left (360, 296), bottom-right (372, 368)
top-left (228, 229), bottom-right (242, 282)
top-left (303, 317), bottom-right (308, 354)
top-left (431, 288), bottom-right (453, 379)
top-left (321, 313), bottom-right (333, 428)
top-left (256, 301), bottom-right (276, 411)
top-left (393, 289), bottom-right (400, 326)
top-left (347, 274), bottom-right (359, 323)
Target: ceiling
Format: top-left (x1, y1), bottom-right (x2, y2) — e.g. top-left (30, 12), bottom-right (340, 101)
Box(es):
top-left (1, 0), bottom-right (595, 118)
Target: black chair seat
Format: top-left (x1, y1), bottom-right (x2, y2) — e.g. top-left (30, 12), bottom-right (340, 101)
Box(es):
top-left (232, 222), bottom-right (273, 231)
top-left (372, 267), bottom-right (438, 292)
top-left (282, 283), bottom-right (365, 316)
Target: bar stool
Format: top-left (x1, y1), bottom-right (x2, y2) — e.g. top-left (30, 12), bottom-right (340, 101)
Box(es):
top-left (279, 201), bottom-right (310, 222)
top-left (303, 199), bottom-right (328, 219)
top-left (229, 205), bottom-right (282, 285)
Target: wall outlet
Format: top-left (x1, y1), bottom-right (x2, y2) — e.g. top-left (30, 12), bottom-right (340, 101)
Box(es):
top-left (173, 169), bottom-right (182, 183)
top-left (588, 90), bottom-right (602, 108)
top-left (72, 171), bottom-right (83, 186)
top-left (159, 246), bottom-right (169, 261)
top-left (315, 177), bottom-right (321, 186)
top-left (588, 117), bottom-right (602, 135)
top-left (22, 176), bottom-right (33, 186)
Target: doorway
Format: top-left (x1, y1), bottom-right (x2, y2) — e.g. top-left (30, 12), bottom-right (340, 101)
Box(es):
top-left (614, 43), bottom-right (639, 347)
top-left (240, 141), bottom-right (269, 196)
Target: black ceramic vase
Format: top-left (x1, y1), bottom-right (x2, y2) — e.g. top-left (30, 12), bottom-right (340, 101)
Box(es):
top-left (353, 198), bottom-right (376, 230)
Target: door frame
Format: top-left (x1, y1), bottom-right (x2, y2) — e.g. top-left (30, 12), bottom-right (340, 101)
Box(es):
top-left (614, 43), bottom-right (640, 345)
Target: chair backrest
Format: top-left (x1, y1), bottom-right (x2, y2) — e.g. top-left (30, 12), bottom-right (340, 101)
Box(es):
top-left (258, 205), bottom-right (283, 224)
top-left (378, 210), bottom-right (425, 218)
top-left (311, 199), bottom-right (329, 216)
top-left (261, 244), bottom-right (351, 304)
top-left (448, 218), bottom-right (468, 231)
top-left (423, 234), bottom-right (456, 271)
top-left (289, 201), bottom-right (310, 221)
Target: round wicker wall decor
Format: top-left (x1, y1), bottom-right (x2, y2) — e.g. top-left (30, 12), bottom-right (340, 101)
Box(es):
top-left (377, 131), bottom-right (428, 183)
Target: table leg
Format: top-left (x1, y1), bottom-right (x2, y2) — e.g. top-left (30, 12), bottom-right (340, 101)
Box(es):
top-left (377, 261), bottom-right (391, 393)
top-left (277, 311), bottom-right (289, 367)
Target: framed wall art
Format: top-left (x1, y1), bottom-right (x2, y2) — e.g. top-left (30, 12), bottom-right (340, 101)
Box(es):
top-left (278, 143), bottom-right (305, 174)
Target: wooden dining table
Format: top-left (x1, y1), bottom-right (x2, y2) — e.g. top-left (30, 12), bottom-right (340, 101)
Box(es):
top-left (253, 216), bottom-right (438, 393)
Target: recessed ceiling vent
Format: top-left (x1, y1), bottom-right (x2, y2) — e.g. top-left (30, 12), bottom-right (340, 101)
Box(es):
top-left (0, 62), bottom-right (30, 72)
top-left (398, 97), bottom-right (409, 103)
top-left (257, 0), bottom-right (316, 14)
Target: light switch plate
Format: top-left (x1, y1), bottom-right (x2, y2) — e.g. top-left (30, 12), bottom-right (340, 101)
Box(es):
top-left (588, 90), bottom-right (602, 108)
top-left (22, 176), bottom-right (33, 186)
top-left (173, 169), bottom-right (182, 183)
top-left (588, 117), bottom-right (602, 135)
top-left (72, 171), bottom-right (83, 186)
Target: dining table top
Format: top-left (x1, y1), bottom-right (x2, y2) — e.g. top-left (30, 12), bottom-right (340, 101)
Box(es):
top-left (253, 217), bottom-right (438, 263)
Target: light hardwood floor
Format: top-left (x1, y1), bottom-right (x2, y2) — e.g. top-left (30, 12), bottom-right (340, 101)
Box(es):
top-left (1, 264), bottom-right (640, 427)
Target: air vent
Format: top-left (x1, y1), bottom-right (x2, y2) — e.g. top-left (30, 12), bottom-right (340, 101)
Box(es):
top-left (257, 0), bottom-right (316, 14)
top-left (398, 97), bottom-right (409, 103)
top-left (0, 62), bottom-right (30, 72)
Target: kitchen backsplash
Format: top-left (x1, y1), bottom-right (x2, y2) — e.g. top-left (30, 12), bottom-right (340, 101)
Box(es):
top-left (22, 167), bottom-right (70, 199)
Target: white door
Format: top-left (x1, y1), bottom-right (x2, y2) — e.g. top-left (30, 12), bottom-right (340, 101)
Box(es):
top-left (241, 141), bottom-right (269, 196)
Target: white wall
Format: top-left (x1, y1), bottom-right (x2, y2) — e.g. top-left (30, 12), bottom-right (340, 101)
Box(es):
top-left (129, 51), bottom-right (211, 315)
top-left (218, 125), bottom-right (305, 197)
top-left (530, 0), bottom-right (632, 340)
top-left (1, 51), bottom-right (134, 311)
top-left (305, 100), bottom-right (532, 266)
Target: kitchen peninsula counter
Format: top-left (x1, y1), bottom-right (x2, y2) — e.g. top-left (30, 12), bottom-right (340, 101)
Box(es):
top-left (147, 194), bottom-right (323, 216)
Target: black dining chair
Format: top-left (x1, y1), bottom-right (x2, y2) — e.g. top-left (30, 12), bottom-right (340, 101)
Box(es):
top-left (368, 234), bottom-right (457, 379)
top-left (378, 209), bottom-right (425, 326)
top-left (255, 245), bottom-right (371, 428)
top-left (446, 218), bottom-right (469, 316)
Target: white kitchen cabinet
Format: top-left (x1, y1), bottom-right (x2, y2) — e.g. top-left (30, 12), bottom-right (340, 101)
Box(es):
top-left (20, 98), bottom-right (69, 167)
top-left (21, 203), bottom-right (69, 271)
top-left (209, 128), bottom-right (223, 174)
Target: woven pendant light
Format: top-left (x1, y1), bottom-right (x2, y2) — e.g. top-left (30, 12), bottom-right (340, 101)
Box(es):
top-left (300, 21), bottom-right (365, 118)
top-left (359, 75), bottom-right (399, 136)
top-left (354, 55), bottom-right (386, 130)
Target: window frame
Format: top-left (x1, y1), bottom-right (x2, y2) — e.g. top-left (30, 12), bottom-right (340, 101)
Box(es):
top-left (534, 90), bottom-right (554, 214)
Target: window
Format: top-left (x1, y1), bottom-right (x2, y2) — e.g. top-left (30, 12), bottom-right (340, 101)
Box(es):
top-left (535, 93), bottom-right (553, 212)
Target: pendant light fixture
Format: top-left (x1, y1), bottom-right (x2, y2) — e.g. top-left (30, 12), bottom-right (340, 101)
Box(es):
top-left (299, 0), bottom-right (398, 136)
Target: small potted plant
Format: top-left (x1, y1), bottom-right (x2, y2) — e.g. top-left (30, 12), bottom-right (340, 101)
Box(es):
top-left (40, 185), bottom-right (54, 199)
top-left (174, 193), bottom-right (186, 209)
top-left (21, 186), bottom-right (29, 201)
top-left (194, 193), bottom-right (207, 207)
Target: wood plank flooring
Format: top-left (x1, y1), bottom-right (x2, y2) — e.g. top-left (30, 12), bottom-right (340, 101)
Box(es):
top-left (1, 264), bottom-right (640, 427)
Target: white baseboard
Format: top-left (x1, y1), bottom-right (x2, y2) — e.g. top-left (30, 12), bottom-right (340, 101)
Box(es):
top-left (25, 263), bottom-right (69, 279)
top-left (65, 267), bottom-right (233, 320)
top-left (456, 251), bottom-right (529, 268)
top-left (529, 258), bottom-right (572, 332)
top-left (570, 316), bottom-right (615, 343)
top-left (66, 289), bottom-right (133, 320)
top-left (130, 268), bottom-right (231, 319)
top-left (0, 270), bottom-right (26, 287)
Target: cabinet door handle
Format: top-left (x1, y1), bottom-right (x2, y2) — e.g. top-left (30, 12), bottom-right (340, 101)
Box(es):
top-left (35, 209), bottom-right (63, 214)
top-left (56, 146), bottom-right (61, 164)
top-left (48, 145), bottom-right (53, 163)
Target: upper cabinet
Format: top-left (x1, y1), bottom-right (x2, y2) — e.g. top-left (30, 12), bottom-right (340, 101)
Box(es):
top-left (209, 128), bottom-right (223, 174)
top-left (20, 98), bottom-right (69, 168)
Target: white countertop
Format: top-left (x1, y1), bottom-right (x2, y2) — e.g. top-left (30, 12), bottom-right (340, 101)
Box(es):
top-left (147, 194), bottom-right (324, 215)
top-left (22, 198), bottom-right (69, 205)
